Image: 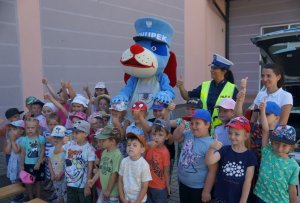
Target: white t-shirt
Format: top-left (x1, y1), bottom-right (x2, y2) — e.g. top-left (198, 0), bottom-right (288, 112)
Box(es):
top-left (254, 87), bottom-right (293, 108)
top-left (63, 141), bottom-right (95, 188)
top-left (119, 156), bottom-right (152, 202)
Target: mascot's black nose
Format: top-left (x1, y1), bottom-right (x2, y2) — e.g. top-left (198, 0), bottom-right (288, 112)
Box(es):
top-left (66, 159), bottom-right (72, 167)
top-left (130, 44), bottom-right (144, 55)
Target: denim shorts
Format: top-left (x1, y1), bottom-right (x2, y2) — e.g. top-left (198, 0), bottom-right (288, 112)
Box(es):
top-left (147, 187), bottom-right (168, 203)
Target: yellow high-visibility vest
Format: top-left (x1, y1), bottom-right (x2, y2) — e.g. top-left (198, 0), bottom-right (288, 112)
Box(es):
top-left (200, 80), bottom-right (235, 129)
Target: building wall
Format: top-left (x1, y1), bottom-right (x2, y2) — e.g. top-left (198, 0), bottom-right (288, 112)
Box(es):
top-left (0, 0), bottom-right (23, 117)
top-left (40, 0), bottom-right (184, 102)
top-left (229, 0), bottom-right (300, 99)
top-left (185, 0), bottom-right (226, 91)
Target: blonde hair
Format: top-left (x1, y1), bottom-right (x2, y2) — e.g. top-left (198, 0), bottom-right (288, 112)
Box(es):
top-left (25, 118), bottom-right (41, 136)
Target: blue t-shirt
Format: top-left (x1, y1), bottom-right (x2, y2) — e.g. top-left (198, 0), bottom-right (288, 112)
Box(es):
top-left (214, 146), bottom-right (257, 203)
top-left (178, 130), bottom-right (213, 188)
top-left (213, 124), bottom-right (231, 146)
top-left (20, 135), bottom-right (46, 165)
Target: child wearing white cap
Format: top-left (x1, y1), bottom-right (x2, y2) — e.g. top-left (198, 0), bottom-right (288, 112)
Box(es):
top-left (48, 125), bottom-right (67, 203)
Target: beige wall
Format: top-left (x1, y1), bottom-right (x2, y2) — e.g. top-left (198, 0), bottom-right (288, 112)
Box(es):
top-left (17, 0), bottom-right (43, 109)
top-left (184, 0), bottom-right (226, 91)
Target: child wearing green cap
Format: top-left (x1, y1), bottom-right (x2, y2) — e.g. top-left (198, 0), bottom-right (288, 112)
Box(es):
top-left (88, 126), bottom-right (123, 202)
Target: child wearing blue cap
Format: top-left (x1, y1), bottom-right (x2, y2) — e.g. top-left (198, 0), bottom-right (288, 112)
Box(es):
top-left (173, 109), bottom-right (215, 203)
top-left (253, 100), bottom-right (299, 203)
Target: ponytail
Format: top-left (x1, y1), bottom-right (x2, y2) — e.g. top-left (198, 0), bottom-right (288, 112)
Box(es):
top-left (225, 70), bottom-right (235, 84)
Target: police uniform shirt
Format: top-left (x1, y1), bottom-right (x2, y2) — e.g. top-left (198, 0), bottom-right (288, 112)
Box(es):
top-left (188, 80), bottom-right (238, 115)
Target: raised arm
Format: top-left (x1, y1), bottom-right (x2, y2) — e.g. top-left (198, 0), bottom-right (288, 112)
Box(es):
top-left (205, 134), bottom-right (222, 165)
top-left (234, 77), bottom-right (248, 116)
top-left (176, 75), bottom-right (190, 100)
top-left (42, 78), bottom-right (60, 100)
top-left (65, 81), bottom-right (76, 100)
top-left (44, 93), bottom-right (68, 117)
top-left (83, 84), bottom-right (92, 100)
top-left (259, 98), bottom-right (269, 148)
top-left (172, 121), bottom-right (185, 141)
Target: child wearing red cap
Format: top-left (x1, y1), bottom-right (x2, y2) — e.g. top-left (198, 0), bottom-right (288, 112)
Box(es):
top-left (206, 116), bottom-right (257, 203)
top-left (126, 101), bottom-right (152, 142)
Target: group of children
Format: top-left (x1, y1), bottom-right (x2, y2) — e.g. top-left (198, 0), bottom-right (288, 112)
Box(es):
top-left (0, 77), bottom-right (299, 203)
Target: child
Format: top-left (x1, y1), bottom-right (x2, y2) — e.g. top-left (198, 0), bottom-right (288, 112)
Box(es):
top-left (206, 116), bottom-right (257, 203)
top-left (6, 120), bottom-right (25, 183)
top-left (118, 133), bottom-right (152, 203)
top-left (63, 120), bottom-right (95, 202)
top-left (110, 101), bottom-right (131, 157)
top-left (69, 111), bottom-right (87, 123)
top-left (43, 113), bottom-right (61, 194)
top-left (145, 119), bottom-right (171, 203)
top-left (24, 96), bottom-right (37, 119)
top-left (213, 98), bottom-right (236, 145)
top-left (0, 108), bottom-right (24, 165)
top-left (42, 102), bottom-right (57, 118)
top-left (254, 100), bottom-right (299, 203)
top-left (95, 94), bottom-right (110, 114)
top-left (31, 99), bottom-right (47, 129)
top-left (83, 81), bottom-right (109, 100)
top-left (126, 101), bottom-right (152, 142)
top-left (48, 125), bottom-right (67, 203)
top-left (169, 97), bottom-right (202, 163)
top-left (173, 109), bottom-right (216, 203)
top-left (89, 126), bottom-right (123, 202)
top-left (148, 100), bottom-right (176, 185)
top-left (20, 118), bottom-right (46, 200)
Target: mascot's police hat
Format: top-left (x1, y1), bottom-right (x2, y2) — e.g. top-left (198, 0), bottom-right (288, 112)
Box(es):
top-left (209, 53), bottom-right (234, 70)
top-left (133, 17), bottom-right (174, 47)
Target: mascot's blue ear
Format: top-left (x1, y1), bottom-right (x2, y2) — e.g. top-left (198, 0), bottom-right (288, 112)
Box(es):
top-left (163, 51), bottom-right (177, 87)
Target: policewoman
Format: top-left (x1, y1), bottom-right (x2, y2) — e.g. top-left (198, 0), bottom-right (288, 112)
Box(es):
top-left (177, 54), bottom-right (238, 129)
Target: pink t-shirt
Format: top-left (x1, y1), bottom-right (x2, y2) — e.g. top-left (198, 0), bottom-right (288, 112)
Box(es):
top-left (57, 104), bottom-right (70, 125)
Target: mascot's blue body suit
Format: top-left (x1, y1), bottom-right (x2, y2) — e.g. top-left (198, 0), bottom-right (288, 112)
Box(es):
top-left (112, 17), bottom-right (177, 118)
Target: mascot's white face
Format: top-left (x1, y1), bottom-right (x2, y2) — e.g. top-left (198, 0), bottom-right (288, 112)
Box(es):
top-left (120, 39), bottom-right (170, 79)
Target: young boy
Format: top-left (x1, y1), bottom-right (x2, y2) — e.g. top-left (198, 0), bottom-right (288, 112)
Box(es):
top-left (213, 98), bottom-right (236, 145)
top-left (89, 126), bottom-right (123, 202)
top-left (145, 119), bottom-right (171, 203)
top-left (31, 99), bottom-right (47, 129)
top-left (118, 133), bottom-right (152, 203)
top-left (126, 101), bottom-right (152, 142)
top-left (63, 120), bottom-right (95, 202)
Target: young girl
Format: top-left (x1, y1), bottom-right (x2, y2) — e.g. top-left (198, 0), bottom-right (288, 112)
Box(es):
top-left (95, 94), bottom-right (110, 114)
top-left (48, 125), bottom-right (67, 203)
top-left (206, 116), bottom-right (257, 203)
top-left (20, 119), bottom-right (46, 200)
top-left (42, 102), bottom-right (57, 118)
top-left (145, 119), bottom-right (171, 203)
top-left (253, 100), bottom-right (299, 203)
top-left (6, 120), bottom-right (25, 183)
top-left (110, 101), bottom-right (130, 157)
top-left (173, 109), bottom-right (216, 203)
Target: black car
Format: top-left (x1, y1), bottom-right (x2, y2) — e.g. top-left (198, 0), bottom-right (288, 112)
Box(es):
top-left (251, 28), bottom-right (300, 153)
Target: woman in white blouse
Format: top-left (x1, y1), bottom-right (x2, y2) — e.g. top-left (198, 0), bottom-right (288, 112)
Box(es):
top-left (252, 63), bottom-right (293, 125)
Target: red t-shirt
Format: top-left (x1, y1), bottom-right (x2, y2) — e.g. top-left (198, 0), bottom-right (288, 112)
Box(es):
top-left (145, 146), bottom-right (170, 189)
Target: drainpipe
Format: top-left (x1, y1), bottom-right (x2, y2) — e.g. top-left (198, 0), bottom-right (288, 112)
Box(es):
top-left (212, 0), bottom-right (230, 58)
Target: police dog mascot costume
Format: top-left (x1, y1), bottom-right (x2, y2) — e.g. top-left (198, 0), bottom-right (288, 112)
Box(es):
top-left (112, 17), bottom-right (177, 118)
